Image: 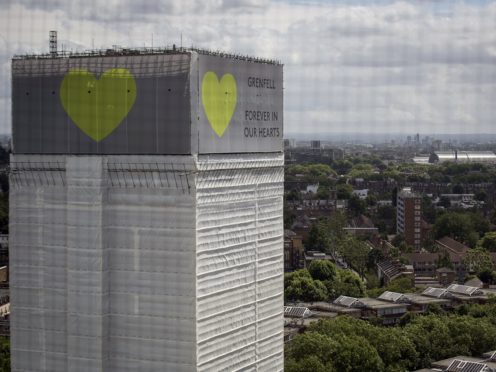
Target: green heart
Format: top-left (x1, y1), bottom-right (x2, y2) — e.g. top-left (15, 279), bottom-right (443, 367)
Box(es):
top-left (60, 68), bottom-right (136, 142)
top-left (201, 72), bottom-right (237, 137)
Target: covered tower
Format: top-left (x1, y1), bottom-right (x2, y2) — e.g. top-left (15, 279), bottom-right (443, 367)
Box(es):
top-left (10, 48), bottom-right (284, 371)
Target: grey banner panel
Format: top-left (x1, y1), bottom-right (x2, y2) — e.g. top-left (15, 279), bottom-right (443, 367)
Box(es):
top-left (196, 54), bottom-right (283, 153)
top-left (12, 54), bottom-right (191, 154)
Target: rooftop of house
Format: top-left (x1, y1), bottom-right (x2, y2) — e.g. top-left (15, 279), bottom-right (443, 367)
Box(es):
top-left (436, 236), bottom-right (470, 254)
top-left (464, 277), bottom-right (484, 288)
top-left (333, 295), bottom-right (360, 308)
top-left (404, 293), bottom-right (451, 306)
top-left (377, 259), bottom-right (413, 280)
top-left (378, 291), bottom-right (409, 303)
top-left (358, 297), bottom-right (409, 310)
top-left (447, 284), bottom-right (484, 297)
top-left (284, 306), bottom-right (312, 318)
top-left (433, 356), bottom-right (496, 371)
top-left (422, 287), bottom-right (453, 298)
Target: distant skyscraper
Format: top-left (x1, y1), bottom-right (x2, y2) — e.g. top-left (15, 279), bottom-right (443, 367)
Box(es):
top-left (397, 187), bottom-right (422, 250)
top-left (10, 48), bottom-right (284, 371)
top-left (310, 140), bottom-right (321, 150)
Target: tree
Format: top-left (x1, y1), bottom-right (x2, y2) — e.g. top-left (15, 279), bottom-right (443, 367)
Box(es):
top-left (377, 204), bottom-right (394, 220)
top-left (386, 277), bottom-right (415, 293)
top-left (331, 334), bottom-right (384, 372)
top-left (306, 220), bottom-right (332, 252)
top-left (285, 189), bottom-right (301, 201)
top-left (404, 315), bottom-right (458, 362)
top-left (348, 163), bottom-right (375, 179)
top-left (339, 237), bottom-right (369, 279)
top-left (284, 201), bottom-right (296, 229)
top-left (328, 212), bottom-right (347, 249)
top-left (286, 332), bottom-right (336, 366)
top-left (437, 251), bottom-right (454, 270)
top-left (336, 184), bottom-right (353, 200)
top-left (463, 248), bottom-right (494, 275)
top-left (286, 301), bottom-right (496, 372)
top-left (365, 195), bottom-right (377, 207)
top-left (391, 234), bottom-right (405, 247)
top-left (433, 212), bottom-right (479, 247)
top-left (285, 269), bottom-right (329, 302)
top-left (316, 185), bottom-right (330, 200)
top-left (478, 270), bottom-right (496, 285)
top-left (422, 196), bottom-right (437, 224)
top-left (0, 337), bottom-right (9, 372)
top-left (330, 270), bottom-right (366, 298)
top-left (479, 232), bottom-right (496, 252)
top-left (468, 212), bottom-right (490, 237)
top-left (308, 260), bottom-right (337, 282)
top-left (475, 190), bottom-right (487, 202)
top-left (348, 194), bottom-right (366, 216)
top-left (367, 248), bottom-right (384, 270)
top-left (332, 160), bottom-right (353, 175)
top-left (285, 355), bottom-right (332, 372)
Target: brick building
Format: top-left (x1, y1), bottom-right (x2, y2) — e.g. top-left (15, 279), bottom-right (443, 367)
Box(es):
top-left (397, 187), bottom-right (422, 250)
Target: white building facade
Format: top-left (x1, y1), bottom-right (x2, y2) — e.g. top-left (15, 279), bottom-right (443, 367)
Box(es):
top-left (10, 50), bottom-right (284, 371)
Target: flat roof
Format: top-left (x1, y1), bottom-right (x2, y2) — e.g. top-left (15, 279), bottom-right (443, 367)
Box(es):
top-left (405, 294), bottom-right (451, 305)
top-left (13, 46), bottom-right (282, 65)
top-left (358, 298), bottom-right (408, 310)
top-left (432, 356), bottom-right (496, 370)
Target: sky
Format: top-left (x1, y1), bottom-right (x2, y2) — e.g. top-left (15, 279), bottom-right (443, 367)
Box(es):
top-left (0, 0), bottom-right (495, 136)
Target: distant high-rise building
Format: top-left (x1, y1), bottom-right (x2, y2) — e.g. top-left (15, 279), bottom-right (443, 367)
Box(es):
top-left (310, 140), bottom-right (321, 150)
top-left (397, 187), bottom-right (422, 250)
top-left (10, 48), bottom-right (284, 371)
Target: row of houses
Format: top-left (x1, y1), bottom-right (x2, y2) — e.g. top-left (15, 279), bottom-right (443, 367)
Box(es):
top-left (416, 350), bottom-right (496, 372)
top-left (285, 284), bottom-right (494, 329)
top-left (376, 236), bottom-right (496, 286)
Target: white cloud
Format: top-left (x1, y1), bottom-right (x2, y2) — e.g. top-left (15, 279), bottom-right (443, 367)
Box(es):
top-left (0, 0), bottom-right (495, 135)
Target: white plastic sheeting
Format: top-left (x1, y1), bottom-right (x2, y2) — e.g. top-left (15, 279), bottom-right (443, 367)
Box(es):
top-left (196, 153), bottom-right (284, 371)
top-left (10, 153), bottom-right (283, 372)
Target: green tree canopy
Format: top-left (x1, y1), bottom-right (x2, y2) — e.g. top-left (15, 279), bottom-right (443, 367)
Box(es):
top-left (336, 183), bottom-right (353, 200)
top-left (347, 194), bottom-right (366, 216)
top-left (0, 337), bottom-right (9, 372)
top-left (479, 232), bottom-right (496, 252)
top-left (433, 212), bottom-right (487, 247)
top-left (339, 236), bottom-right (370, 279)
top-left (308, 260), bottom-right (337, 282)
top-left (286, 302), bottom-right (496, 371)
top-left (285, 269), bottom-right (328, 302)
top-left (329, 270), bottom-right (366, 299)
top-left (348, 163), bottom-right (375, 179)
top-left (463, 248), bottom-right (494, 275)
top-left (306, 220), bottom-right (332, 252)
